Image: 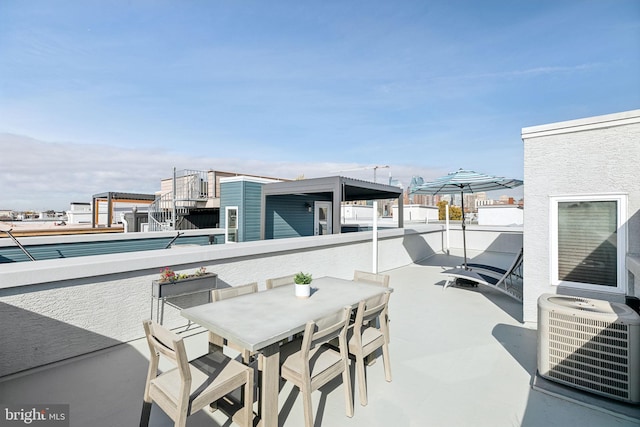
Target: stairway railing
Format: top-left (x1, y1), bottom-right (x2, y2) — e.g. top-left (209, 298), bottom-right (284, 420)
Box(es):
top-left (148, 169), bottom-right (210, 231)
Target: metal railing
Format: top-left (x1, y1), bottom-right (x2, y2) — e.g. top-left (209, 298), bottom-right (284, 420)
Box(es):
top-left (174, 169), bottom-right (209, 203)
top-left (148, 169), bottom-right (210, 232)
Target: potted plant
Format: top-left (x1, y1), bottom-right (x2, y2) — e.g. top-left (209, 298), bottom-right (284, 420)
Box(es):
top-left (152, 266), bottom-right (217, 298)
top-left (294, 272), bottom-right (312, 298)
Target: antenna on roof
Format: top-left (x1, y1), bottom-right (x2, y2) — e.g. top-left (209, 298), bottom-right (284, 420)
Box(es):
top-left (334, 165), bottom-right (390, 183)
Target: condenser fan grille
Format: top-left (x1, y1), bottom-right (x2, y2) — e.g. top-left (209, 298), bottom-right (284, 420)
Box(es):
top-left (547, 311), bottom-right (631, 399)
top-left (538, 294), bottom-right (640, 403)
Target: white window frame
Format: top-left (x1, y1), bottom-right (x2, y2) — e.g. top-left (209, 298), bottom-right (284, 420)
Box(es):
top-left (225, 206), bottom-right (239, 244)
top-left (549, 193), bottom-right (627, 294)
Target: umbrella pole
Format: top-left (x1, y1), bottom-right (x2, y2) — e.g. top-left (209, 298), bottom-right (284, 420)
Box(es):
top-left (461, 190), bottom-right (468, 269)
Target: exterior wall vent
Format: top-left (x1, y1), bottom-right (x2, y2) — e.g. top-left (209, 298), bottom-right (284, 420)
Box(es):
top-left (537, 294), bottom-right (640, 403)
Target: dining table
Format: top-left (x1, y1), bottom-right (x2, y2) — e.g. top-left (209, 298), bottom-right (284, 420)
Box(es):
top-left (180, 276), bottom-right (392, 427)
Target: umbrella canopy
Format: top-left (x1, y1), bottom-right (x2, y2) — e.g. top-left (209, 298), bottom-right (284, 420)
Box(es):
top-left (410, 169), bottom-right (523, 195)
top-left (410, 169), bottom-right (523, 268)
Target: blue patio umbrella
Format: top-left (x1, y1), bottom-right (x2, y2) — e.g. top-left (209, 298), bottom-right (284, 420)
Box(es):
top-left (410, 169), bottom-right (523, 269)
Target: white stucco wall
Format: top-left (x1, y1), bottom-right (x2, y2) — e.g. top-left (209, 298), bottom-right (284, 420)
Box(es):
top-left (522, 109), bottom-right (640, 324)
top-left (478, 205), bottom-right (523, 226)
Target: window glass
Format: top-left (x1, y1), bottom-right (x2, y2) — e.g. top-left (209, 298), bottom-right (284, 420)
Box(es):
top-left (557, 201), bottom-right (617, 286)
top-left (226, 207), bottom-right (238, 243)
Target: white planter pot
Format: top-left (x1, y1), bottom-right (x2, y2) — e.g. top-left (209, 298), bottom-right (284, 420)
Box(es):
top-left (295, 283), bottom-right (311, 298)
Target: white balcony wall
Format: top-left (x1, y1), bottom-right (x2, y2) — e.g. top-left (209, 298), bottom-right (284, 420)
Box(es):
top-left (0, 225), bottom-right (522, 377)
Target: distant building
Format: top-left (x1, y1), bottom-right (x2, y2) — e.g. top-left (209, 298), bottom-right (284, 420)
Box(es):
top-left (392, 204), bottom-right (438, 223)
top-left (149, 169), bottom-right (288, 232)
top-left (0, 209), bottom-right (13, 220)
top-left (477, 205), bottom-right (523, 226)
top-left (66, 202), bottom-right (92, 225)
top-left (219, 176), bottom-right (404, 242)
top-left (91, 192), bottom-right (155, 228)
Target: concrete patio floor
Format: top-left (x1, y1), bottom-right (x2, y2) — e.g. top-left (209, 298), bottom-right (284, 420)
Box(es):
top-left (1, 250), bottom-right (638, 426)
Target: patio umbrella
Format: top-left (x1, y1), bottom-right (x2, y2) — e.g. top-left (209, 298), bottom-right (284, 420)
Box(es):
top-left (410, 169), bottom-right (523, 269)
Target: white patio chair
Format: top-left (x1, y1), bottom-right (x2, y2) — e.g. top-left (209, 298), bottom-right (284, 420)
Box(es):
top-left (348, 290), bottom-right (392, 406)
top-left (353, 270), bottom-right (390, 287)
top-left (208, 282), bottom-right (259, 364)
top-left (279, 306), bottom-right (354, 427)
top-left (265, 274), bottom-right (296, 290)
top-left (140, 320), bottom-right (253, 427)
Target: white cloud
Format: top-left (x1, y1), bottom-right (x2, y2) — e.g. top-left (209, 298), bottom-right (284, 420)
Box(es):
top-left (0, 133), bottom-right (441, 211)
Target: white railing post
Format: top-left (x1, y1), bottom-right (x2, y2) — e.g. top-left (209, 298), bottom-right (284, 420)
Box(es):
top-left (172, 167), bottom-right (177, 230)
top-left (445, 203), bottom-right (450, 255)
top-left (373, 200), bottom-right (378, 273)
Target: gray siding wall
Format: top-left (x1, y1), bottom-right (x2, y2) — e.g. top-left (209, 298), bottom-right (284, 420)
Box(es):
top-left (243, 181), bottom-right (263, 242)
top-left (522, 110), bottom-right (640, 324)
top-left (265, 194), bottom-right (329, 239)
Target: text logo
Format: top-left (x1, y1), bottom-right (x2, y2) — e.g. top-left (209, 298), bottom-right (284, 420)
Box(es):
top-left (0, 405), bottom-right (68, 426)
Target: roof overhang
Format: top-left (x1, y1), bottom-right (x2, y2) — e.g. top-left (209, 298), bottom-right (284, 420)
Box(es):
top-left (262, 176), bottom-right (402, 201)
top-left (92, 192), bottom-right (156, 202)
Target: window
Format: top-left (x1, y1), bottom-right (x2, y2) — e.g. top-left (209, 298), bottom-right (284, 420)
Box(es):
top-left (550, 194), bottom-right (627, 292)
top-left (225, 206), bottom-right (238, 243)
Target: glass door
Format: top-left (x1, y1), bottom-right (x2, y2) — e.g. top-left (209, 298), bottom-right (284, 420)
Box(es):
top-left (225, 206), bottom-right (238, 243)
top-left (314, 202), bottom-right (332, 235)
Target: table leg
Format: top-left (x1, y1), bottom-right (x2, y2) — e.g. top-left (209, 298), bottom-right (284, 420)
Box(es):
top-left (259, 343), bottom-right (280, 427)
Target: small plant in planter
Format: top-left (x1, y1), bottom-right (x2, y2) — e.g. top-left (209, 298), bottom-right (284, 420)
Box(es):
top-left (152, 266), bottom-right (216, 299)
top-left (194, 266), bottom-right (207, 276)
top-left (294, 272), bottom-right (312, 298)
top-left (294, 272), bottom-right (313, 285)
top-left (158, 266), bottom-right (208, 283)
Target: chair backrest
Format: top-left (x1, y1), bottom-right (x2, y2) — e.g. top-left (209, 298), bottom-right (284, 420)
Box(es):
top-left (212, 282), bottom-right (258, 301)
top-left (266, 274), bottom-right (296, 290)
top-left (353, 270), bottom-right (390, 287)
top-left (353, 291), bottom-right (391, 336)
top-left (301, 306), bottom-right (351, 356)
top-left (142, 319), bottom-right (190, 381)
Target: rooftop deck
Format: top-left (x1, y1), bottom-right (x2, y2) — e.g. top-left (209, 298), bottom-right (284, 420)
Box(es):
top-left (1, 249), bottom-right (638, 426)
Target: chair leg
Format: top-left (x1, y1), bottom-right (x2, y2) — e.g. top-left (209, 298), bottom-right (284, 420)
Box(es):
top-left (382, 344), bottom-right (392, 382)
top-left (300, 384), bottom-right (314, 427)
top-left (243, 370), bottom-right (254, 427)
top-left (175, 414), bottom-right (187, 427)
top-left (175, 399), bottom-right (189, 427)
top-left (355, 354), bottom-right (368, 406)
top-left (139, 401), bottom-right (152, 427)
top-left (342, 367), bottom-right (354, 417)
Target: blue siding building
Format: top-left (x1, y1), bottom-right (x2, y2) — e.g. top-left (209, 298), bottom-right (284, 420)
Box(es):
top-left (221, 175), bottom-right (404, 243)
top-left (220, 177), bottom-right (279, 242)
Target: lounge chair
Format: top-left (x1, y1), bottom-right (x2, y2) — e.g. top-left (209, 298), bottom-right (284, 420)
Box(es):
top-left (442, 249), bottom-right (523, 301)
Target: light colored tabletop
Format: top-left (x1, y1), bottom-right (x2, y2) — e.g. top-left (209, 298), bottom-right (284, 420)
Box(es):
top-left (181, 276), bottom-right (391, 353)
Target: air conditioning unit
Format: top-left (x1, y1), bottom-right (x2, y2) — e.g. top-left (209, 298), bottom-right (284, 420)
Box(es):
top-left (538, 293), bottom-right (640, 403)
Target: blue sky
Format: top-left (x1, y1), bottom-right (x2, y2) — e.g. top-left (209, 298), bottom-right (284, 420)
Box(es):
top-left (1, 0), bottom-right (639, 210)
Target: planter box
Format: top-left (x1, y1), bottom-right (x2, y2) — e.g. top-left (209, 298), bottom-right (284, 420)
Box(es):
top-left (152, 273), bottom-right (217, 299)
